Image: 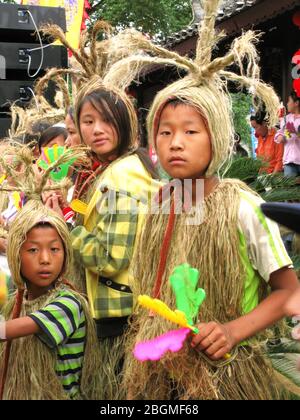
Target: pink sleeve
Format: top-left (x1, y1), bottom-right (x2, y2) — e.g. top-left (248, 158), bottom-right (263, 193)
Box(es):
top-left (274, 118), bottom-right (286, 143)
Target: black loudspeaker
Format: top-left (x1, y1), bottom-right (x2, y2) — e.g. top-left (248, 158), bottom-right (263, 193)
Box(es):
top-left (0, 4), bottom-right (67, 139)
top-left (0, 3), bottom-right (66, 43)
top-left (0, 79), bottom-right (59, 108)
top-left (0, 43), bottom-right (68, 79)
top-left (0, 116), bottom-right (12, 139)
top-left (0, 80), bottom-right (35, 108)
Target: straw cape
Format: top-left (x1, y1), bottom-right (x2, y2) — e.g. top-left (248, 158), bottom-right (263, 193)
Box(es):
top-left (36, 21), bottom-right (165, 400)
top-left (118, 0), bottom-right (298, 400)
top-left (0, 144), bottom-right (102, 400)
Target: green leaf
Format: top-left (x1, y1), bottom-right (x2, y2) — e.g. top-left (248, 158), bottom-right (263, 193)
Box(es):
top-left (221, 156), bottom-right (300, 203)
top-left (261, 188), bottom-right (300, 202)
top-left (270, 354), bottom-right (300, 387)
top-left (267, 339), bottom-right (300, 393)
top-left (231, 92), bottom-right (252, 151)
top-left (267, 339), bottom-right (300, 355)
top-left (88, 0), bottom-right (192, 41)
top-left (222, 157), bottom-right (264, 181)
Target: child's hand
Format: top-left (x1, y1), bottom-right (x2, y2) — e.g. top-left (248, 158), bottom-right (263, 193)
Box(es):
top-left (191, 321), bottom-right (236, 361)
top-left (285, 288), bottom-right (300, 318)
top-left (44, 194), bottom-right (64, 219)
top-left (276, 135), bottom-right (285, 144)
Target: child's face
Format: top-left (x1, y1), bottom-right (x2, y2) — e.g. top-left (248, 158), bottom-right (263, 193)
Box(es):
top-left (156, 103), bottom-right (212, 179)
top-left (44, 134), bottom-right (66, 149)
top-left (20, 225), bottom-right (65, 294)
top-left (79, 100), bottom-right (118, 159)
top-left (287, 96), bottom-right (300, 114)
top-left (250, 120), bottom-right (268, 138)
top-left (65, 114), bottom-right (81, 148)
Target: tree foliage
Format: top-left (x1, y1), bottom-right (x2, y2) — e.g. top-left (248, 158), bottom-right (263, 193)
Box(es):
top-left (222, 156), bottom-right (300, 203)
top-left (0, 0), bottom-right (193, 40)
top-left (231, 92), bottom-right (252, 150)
top-left (88, 0), bottom-right (193, 40)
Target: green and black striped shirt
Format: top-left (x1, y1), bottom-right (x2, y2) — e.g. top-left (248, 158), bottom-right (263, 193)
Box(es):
top-left (29, 290), bottom-right (86, 398)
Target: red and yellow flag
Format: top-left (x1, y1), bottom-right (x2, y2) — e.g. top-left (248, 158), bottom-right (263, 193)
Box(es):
top-left (21, 0), bottom-right (90, 50)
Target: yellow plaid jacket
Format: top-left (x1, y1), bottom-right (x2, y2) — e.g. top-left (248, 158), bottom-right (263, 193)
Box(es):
top-left (71, 154), bottom-right (161, 320)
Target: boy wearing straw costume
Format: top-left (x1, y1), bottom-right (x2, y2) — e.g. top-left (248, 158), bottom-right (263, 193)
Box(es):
top-left (0, 145), bottom-right (102, 400)
top-left (38, 22), bottom-right (161, 400)
top-left (120, 0), bottom-right (300, 400)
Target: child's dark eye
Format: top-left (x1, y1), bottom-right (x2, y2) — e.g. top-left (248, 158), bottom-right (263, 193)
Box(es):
top-left (186, 130), bottom-right (197, 134)
top-left (51, 248), bottom-right (61, 253)
top-left (159, 131), bottom-right (171, 136)
top-left (28, 248), bottom-right (38, 253)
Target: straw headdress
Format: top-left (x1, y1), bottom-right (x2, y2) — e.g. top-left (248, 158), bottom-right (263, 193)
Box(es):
top-left (100, 0), bottom-right (280, 177)
top-left (0, 143), bottom-right (86, 289)
top-left (6, 71), bottom-right (71, 143)
top-left (36, 18), bottom-right (210, 148)
top-left (35, 21), bottom-right (158, 148)
top-left (7, 205), bottom-right (72, 290)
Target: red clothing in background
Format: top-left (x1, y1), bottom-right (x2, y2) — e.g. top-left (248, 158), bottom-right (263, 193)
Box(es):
top-left (256, 129), bottom-right (283, 173)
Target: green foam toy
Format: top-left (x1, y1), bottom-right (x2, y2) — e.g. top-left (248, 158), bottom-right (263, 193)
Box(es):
top-left (38, 145), bottom-right (76, 181)
top-left (169, 263), bottom-right (206, 331)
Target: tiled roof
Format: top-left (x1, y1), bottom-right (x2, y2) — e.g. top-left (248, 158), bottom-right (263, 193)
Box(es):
top-left (164, 0), bottom-right (259, 48)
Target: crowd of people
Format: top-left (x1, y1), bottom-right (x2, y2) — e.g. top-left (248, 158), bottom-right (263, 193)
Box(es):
top-left (0, 0), bottom-right (299, 400)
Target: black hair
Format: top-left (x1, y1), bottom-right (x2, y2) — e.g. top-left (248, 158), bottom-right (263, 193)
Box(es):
top-left (66, 106), bottom-right (75, 123)
top-left (38, 126), bottom-right (68, 152)
top-left (250, 110), bottom-right (267, 125)
top-left (290, 90), bottom-right (300, 105)
top-left (24, 121), bottom-right (52, 145)
top-left (33, 221), bottom-right (57, 230)
top-left (134, 147), bottom-right (159, 180)
top-left (166, 98), bottom-right (186, 106)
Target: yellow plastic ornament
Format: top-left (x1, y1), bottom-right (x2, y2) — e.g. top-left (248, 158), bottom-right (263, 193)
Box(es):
top-left (138, 295), bottom-right (196, 332)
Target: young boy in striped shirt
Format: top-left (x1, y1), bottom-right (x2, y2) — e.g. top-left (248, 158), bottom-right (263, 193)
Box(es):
top-left (0, 208), bottom-right (101, 400)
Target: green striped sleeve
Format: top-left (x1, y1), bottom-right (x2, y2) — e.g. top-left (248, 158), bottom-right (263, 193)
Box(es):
top-left (29, 293), bottom-right (83, 348)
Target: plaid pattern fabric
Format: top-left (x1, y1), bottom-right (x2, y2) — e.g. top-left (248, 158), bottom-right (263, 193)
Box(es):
top-left (71, 191), bottom-right (138, 319)
top-left (94, 280), bottom-right (133, 319)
